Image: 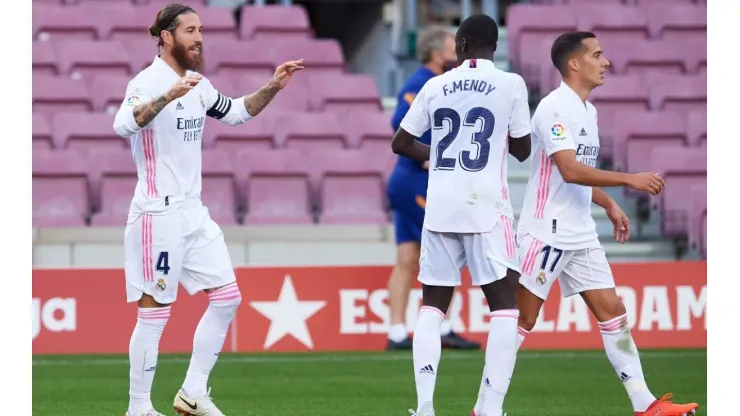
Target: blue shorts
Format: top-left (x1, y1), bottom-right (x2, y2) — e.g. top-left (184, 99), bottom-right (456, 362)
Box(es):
top-left (387, 167), bottom-right (427, 245)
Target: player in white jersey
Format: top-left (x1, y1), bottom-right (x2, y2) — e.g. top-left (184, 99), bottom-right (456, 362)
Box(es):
top-left (112, 4), bottom-right (303, 416)
top-left (471, 32), bottom-right (698, 416)
top-left (392, 15), bottom-right (532, 416)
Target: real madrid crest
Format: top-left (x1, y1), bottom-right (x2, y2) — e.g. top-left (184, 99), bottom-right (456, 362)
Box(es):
top-left (199, 94), bottom-right (206, 110)
top-left (536, 271), bottom-right (547, 286)
top-left (156, 278), bottom-right (167, 292)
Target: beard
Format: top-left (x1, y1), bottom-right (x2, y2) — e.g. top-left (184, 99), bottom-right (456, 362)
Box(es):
top-left (171, 38), bottom-right (204, 72)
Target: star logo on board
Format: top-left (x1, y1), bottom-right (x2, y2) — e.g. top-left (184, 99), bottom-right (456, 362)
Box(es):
top-left (250, 275), bottom-right (326, 350)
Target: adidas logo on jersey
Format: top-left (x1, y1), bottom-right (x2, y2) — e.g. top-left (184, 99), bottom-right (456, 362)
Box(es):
top-left (176, 102), bottom-right (185, 110)
top-left (419, 365), bottom-right (435, 375)
top-left (579, 127), bottom-right (587, 136)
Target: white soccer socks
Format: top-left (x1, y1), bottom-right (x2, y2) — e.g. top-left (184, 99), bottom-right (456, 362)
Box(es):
top-left (474, 324), bottom-right (528, 415)
top-left (479, 309), bottom-right (519, 416)
top-left (412, 306), bottom-right (445, 412)
top-left (599, 314), bottom-right (657, 412)
top-left (129, 306), bottom-right (171, 413)
top-left (181, 282), bottom-right (242, 398)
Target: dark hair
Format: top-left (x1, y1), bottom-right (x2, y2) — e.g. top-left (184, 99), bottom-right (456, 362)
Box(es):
top-left (148, 3), bottom-right (196, 47)
top-left (551, 31), bottom-right (596, 75)
top-left (456, 14), bottom-right (499, 54)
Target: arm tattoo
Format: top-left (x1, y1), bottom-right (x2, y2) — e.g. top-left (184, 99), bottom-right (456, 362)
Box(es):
top-left (243, 84), bottom-right (280, 117)
top-left (132, 95), bottom-right (171, 128)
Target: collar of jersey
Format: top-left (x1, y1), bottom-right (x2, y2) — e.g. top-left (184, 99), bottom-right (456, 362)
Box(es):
top-left (152, 55), bottom-right (195, 81)
top-left (457, 59), bottom-right (495, 71)
top-left (558, 81), bottom-right (591, 111)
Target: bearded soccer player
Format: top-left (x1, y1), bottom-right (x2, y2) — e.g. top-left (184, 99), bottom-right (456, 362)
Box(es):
top-left (469, 32), bottom-right (699, 416)
top-left (392, 14), bottom-right (531, 416)
top-left (112, 4), bottom-right (303, 416)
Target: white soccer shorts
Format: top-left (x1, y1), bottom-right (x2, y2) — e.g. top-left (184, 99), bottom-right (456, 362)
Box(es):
top-left (517, 234), bottom-right (615, 300)
top-left (124, 201), bottom-right (236, 304)
top-left (417, 217), bottom-right (520, 287)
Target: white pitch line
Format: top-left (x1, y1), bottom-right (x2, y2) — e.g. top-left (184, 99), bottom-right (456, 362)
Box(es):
top-left (32, 350), bottom-right (706, 367)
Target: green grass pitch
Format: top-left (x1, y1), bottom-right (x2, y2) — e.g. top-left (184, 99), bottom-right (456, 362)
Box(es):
top-left (32, 349), bottom-right (707, 415)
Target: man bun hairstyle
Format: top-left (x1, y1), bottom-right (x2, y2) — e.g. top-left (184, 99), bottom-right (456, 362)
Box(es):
top-left (148, 3), bottom-right (196, 47)
top-left (551, 31), bottom-right (596, 75)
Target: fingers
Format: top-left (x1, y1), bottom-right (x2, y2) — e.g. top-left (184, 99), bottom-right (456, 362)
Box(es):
top-left (276, 60), bottom-right (305, 73)
top-left (184, 74), bottom-right (202, 86)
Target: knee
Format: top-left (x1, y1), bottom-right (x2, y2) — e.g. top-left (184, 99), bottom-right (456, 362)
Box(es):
top-left (396, 250), bottom-right (420, 274)
top-left (207, 282), bottom-right (242, 309)
top-left (602, 298), bottom-right (627, 320)
top-left (518, 311), bottom-right (538, 332)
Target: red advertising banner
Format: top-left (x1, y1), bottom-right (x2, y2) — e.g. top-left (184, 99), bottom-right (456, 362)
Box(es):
top-left (32, 262), bottom-right (706, 354)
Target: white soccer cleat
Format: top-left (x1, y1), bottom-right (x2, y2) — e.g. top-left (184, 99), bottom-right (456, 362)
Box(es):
top-left (124, 410), bottom-right (166, 416)
top-left (173, 388), bottom-right (226, 416)
top-left (408, 401), bottom-right (435, 416)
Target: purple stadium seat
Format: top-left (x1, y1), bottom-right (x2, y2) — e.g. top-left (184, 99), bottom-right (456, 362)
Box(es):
top-left (34, 0), bottom-right (63, 4)
top-left (103, 4), bottom-right (157, 42)
top-left (195, 7), bottom-right (239, 42)
top-left (308, 74), bottom-right (382, 113)
top-left (33, 5), bottom-right (100, 41)
top-left (204, 114), bottom-right (277, 152)
top-left (270, 39), bottom-right (345, 78)
top-left (53, 113), bottom-right (126, 152)
top-left (609, 40), bottom-right (685, 78)
top-left (91, 74), bottom-right (130, 113)
top-left (612, 111), bottom-right (687, 174)
top-left (56, 40), bottom-right (132, 80)
top-left (687, 184), bottom-right (706, 257)
top-left (684, 35), bottom-right (707, 75)
top-left (33, 113), bottom-right (53, 151)
top-left (633, 0), bottom-right (695, 4)
top-left (204, 75), bottom-right (238, 98)
top-left (88, 150), bottom-right (137, 226)
top-left (314, 150), bottom-right (390, 224)
top-left (645, 4), bottom-right (707, 44)
top-left (687, 111), bottom-right (707, 147)
top-left (566, 0), bottom-right (624, 4)
top-left (589, 75), bottom-right (650, 158)
top-left (341, 112), bottom-right (393, 150)
top-left (69, 0), bottom-right (131, 4)
top-left (202, 149), bottom-right (239, 225)
top-left (33, 150), bottom-right (90, 227)
top-left (273, 112), bottom-right (347, 150)
top-left (239, 5), bottom-right (312, 41)
top-left (649, 146), bottom-right (706, 236)
top-left (648, 73), bottom-right (706, 118)
top-left (123, 39), bottom-right (160, 73)
top-left (238, 75), bottom-right (308, 113)
top-left (204, 41), bottom-right (275, 84)
top-left (236, 149), bottom-right (314, 225)
top-left (577, 5), bottom-right (649, 49)
top-left (33, 76), bottom-right (92, 118)
top-left (33, 41), bottom-right (58, 76)
top-left (506, 5), bottom-right (577, 84)
top-left (136, 0), bottom-right (208, 6)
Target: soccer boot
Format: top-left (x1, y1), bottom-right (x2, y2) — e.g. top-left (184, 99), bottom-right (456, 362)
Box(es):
top-left (124, 410), bottom-right (165, 416)
top-left (469, 411), bottom-right (506, 416)
top-left (441, 331), bottom-right (481, 350)
top-left (173, 388), bottom-right (225, 416)
top-left (634, 393), bottom-right (699, 416)
top-left (386, 336), bottom-right (414, 350)
top-left (408, 401), bottom-right (435, 416)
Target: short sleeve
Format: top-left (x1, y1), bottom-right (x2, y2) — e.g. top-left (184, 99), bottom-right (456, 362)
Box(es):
top-left (539, 109), bottom-right (577, 157)
top-left (399, 85), bottom-right (431, 137)
top-left (509, 75), bottom-right (531, 138)
top-left (121, 79), bottom-right (153, 109)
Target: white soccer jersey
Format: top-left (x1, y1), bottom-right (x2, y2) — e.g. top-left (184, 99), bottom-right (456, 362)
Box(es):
top-left (517, 81), bottom-right (601, 250)
top-left (113, 56), bottom-right (252, 220)
top-left (400, 59), bottom-right (531, 233)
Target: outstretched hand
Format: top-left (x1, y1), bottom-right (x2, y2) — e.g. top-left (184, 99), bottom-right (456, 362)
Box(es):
top-left (268, 59), bottom-right (305, 90)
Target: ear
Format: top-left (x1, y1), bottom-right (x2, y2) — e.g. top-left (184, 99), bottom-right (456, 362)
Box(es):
top-left (161, 30), bottom-right (174, 47)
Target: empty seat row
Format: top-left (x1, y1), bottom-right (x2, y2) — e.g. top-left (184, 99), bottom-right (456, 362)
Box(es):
top-left (33, 4), bottom-right (311, 42)
top-left (33, 149), bottom-right (397, 227)
top-left (32, 73), bottom-right (383, 117)
top-left (33, 39), bottom-right (346, 81)
top-left (33, 111), bottom-right (393, 152)
top-left (530, 0), bottom-right (705, 5)
top-left (34, 0), bottom-right (208, 5)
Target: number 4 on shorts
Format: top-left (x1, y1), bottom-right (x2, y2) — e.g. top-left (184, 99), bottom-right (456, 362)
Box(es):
top-left (156, 251), bottom-right (170, 275)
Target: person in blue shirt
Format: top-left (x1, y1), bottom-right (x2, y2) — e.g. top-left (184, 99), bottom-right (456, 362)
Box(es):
top-left (386, 26), bottom-right (481, 351)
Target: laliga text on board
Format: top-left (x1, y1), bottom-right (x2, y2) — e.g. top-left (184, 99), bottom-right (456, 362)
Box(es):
top-left (32, 262), bottom-right (706, 354)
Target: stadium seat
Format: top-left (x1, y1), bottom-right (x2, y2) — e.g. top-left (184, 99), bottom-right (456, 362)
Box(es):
top-left (33, 113), bottom-right (53, 151)
top-left (270, 39), bottom-right (346, 78)
top-left (237, 149), bottom-right (314, 225)
top-left (53, 113), bottom-right (126, 152)
top-left (648, 73), bottom-right (707, 118)
top-left (609, 40), bottom-right (686, 78)
top-left (204, 75), bottom-right (239, 98)
top-left (33, 5), bottom-right (100, 41)
top-left (576, 5), bottom-right (649, 49)
top-left (88, 150), bottom-right (138, 226)
top-left (238, 75), bottom-right (309, 113)
top-left (588, 74), bottom-right (650, 159)
top-left (341, 111), bottom-right (393, 150)
top-left (649, 146), bottom-right (707, 237)
top-left (308, 74), bottom-right (383, 113)
top-left (33, 41), bottom-right (59, 76)
top-left (273, 112), bottom-right (347, 150)
top-left (90, 74), bottom-right (130, 113)
top-left (239, 5), bottom-right (313, 41)
top-left (645, 4), bottom-right (707, 44)
top-left (123, 39), bottom-right (161, 73)
top-left (633, 0), bottom-right (695, 4)
top-left (314, 150), bottom-right (391, 224)
top-left (33, 76), bottom-right (92, 117)
top-left (687, 183), bottom-right (706, 257)
top-left (687, 110), bottom-right (707, 147)
top-left (202, 149), bottom-right (240, 225)
top-left (56, 40), bottom-right (132, 80)
top-left (612, 111), bottom-right (687, 174)
top-left (33, 150), bottom-right (91, 227)
top-left (204, 113), bottom-right (277, 151)
top-left (103, 4), bottom-right (158, 42)
top-left (204, 41), bottom-right (275, 84)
